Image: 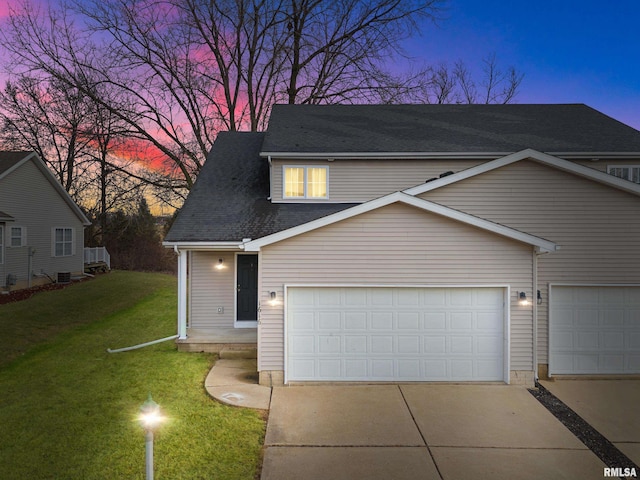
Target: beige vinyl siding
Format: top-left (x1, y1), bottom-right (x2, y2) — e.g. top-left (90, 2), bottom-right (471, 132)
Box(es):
top-left (189, 252), bottom-right (236, 328)
top-left (420, 160), bottom-right (640, 363)
top-left (258, 202), bottom-right (535, 373)
top-left (271, 158), bottom-right (485, 202)
top-left (0, 159), bottom-right (84, 285)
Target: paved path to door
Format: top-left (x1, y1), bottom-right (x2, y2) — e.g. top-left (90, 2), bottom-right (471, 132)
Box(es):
top-left (261, 384), bottom-right (607, 480)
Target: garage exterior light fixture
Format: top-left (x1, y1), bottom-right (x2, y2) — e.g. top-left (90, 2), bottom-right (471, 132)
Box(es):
top-left (215, 258), bottom-right (224, 270)
top-left (518, 291), bottom-right (529, 306)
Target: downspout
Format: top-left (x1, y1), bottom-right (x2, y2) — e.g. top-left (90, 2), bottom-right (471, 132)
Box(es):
top-left (532, 248), bottom-right (538, 382)
top-left (267, 155), bottom-right (273, 200)
top-left (533, 249), bottom-right (550, 382)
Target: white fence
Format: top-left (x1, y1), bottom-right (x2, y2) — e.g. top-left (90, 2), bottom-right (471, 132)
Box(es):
top-left (84, 247), bottom-right (111, 269)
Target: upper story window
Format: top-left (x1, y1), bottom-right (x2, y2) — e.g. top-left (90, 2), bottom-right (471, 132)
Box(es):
top-left (53, 227), bottom-right (74, 257)
top-left (284, 166), bottom-right (328, 199)
top-left (10, 226), bottom-right (26, 247)
top-left (608, 166), bottom-right (640, 183)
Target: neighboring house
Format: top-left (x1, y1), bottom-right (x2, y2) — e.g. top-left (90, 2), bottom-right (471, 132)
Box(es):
top-left (0, 151), bottom-right (91, 291)
top-left (164, 104), bottom-right (640, 387)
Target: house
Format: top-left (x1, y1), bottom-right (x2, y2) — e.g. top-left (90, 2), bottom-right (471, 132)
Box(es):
top-left (164, 104), bottom-right (640, 387)
top-left (0, 151), bottom-right (91, 291)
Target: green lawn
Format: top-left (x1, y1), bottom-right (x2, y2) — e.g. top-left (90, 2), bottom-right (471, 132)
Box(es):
top-left (0, 271), bottom-right (266, 479)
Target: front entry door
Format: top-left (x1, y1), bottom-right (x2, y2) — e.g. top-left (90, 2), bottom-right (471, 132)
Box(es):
top-left (236, 255), bottom-right (258, 322)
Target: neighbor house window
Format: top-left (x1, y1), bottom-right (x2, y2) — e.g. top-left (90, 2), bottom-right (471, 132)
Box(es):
top-left (10, 226), bottom-right (26, 247)
top-left (284, 166), bottom-right (328, 199)
top-left (0, 225), bottom-right (4, 264)
top-left (53, 227), bottom-right (74, 257)
top-left (608, 166), bottom-right (640, 183)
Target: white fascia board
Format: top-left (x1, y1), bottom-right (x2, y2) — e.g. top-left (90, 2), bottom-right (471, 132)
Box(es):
top-left (242, 191), bottom-right (557, 253)
top-left (261, 150), bottom-right (640, 160)
top-left (259, 151), bottom-right (509, 160)
top-left (162, 241), bottom-right (244, 251)
top-left (398, 194), bottom-right (558, 253)
top-left (404, 148), bottom-right (640, 197)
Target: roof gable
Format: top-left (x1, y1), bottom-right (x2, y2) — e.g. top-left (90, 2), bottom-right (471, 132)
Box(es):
top-left (403, 149), bottom-right (640, 198)
top-left (0, 151), bottom-right (91, 226)
top-left (243, 191), bottom-right (557, 253)
top-left (262, 104), bottom-right (640, 157)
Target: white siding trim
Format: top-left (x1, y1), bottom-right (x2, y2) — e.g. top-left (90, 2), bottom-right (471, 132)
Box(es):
top-left (163, 241), bottom-right (244, 251)
top-left (283, 284), bottom-right (511, 384)
top-left (404, 149), bottom-right (640, 197)
top-left (260, 151), bottom-right (640, 160)
top-left (243, 192), bottom-right (557, 253)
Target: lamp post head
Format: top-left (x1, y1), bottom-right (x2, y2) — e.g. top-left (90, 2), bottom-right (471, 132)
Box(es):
top-left (139, 394), bottom-right (163, 431)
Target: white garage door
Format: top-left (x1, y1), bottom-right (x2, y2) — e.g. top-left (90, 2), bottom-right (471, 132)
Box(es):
top-left (550, 286), bottom-right (640, 375)
top-left (286, 286), bottom-right (506, 382)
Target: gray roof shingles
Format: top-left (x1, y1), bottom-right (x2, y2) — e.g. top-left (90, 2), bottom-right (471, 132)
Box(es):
top-left (165, 132), bottom-right (355, 243)
top-left (167, 104), bottom-right (640, 243)
top-left (261, 104), bottom-right (640, 154)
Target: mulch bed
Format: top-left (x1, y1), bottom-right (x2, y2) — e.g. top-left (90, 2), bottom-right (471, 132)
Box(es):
top-left (0, 277), bottom-right (92, 305)
top-left (529, 382), bottom-right (639, 473)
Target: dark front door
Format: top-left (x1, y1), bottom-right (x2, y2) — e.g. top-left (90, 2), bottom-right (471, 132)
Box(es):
top-left (236, 255), bottom-right (258, 322)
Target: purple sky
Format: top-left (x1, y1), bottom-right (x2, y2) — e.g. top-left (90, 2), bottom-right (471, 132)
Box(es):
top-left (408, 0), bottom-right (640, 129)
top-left (1, 1), bottom-right (638, 130)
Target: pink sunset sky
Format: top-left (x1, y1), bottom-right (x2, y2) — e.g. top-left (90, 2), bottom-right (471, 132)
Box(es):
top-left (1, 0), bottom-right (639, 135)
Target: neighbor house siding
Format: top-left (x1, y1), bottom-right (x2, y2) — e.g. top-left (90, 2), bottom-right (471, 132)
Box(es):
top-left (189, 251), bottom-right (236, 329)
top-left (258, 202), bottom-right (535, 373)
top-left (0, 159), bottom-right (84, 287)
top-left (420, 160), bottom-right (640, 364)
top-left (270, 158), bottom-right (486, 203)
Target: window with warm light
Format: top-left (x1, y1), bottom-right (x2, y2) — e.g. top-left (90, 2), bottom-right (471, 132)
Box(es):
top-left (284, 166), bottom-right (328, 199)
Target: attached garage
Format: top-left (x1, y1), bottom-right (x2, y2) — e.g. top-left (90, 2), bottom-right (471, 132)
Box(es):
top-left (286, 286), bottom-right (508, 383)
top-left (549, 285), bottom-right (640, 375)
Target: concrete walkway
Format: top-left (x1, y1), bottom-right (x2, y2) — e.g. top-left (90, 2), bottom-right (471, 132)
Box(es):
top-left (204, 362), bottom-right (629, 479)
top-left (204, 358), bottom-right (271, 410)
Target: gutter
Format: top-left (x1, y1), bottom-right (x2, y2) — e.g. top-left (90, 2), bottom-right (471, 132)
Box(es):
top-left (259, 151), bottom-right (640, 160)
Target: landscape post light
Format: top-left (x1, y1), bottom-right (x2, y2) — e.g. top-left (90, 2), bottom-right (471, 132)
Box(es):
top-left (139, 394), bottom-right (163, 480)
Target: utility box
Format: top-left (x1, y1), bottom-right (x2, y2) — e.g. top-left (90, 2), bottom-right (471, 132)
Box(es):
top-left (6, 274), bottom-right (17, 286)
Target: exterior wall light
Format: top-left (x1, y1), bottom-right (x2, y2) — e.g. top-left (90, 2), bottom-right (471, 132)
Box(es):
top-left (518, 291), bottom-right (529, 306)
top-left (139, 394), bottom-right (165, 480)
top-left (537, 290), bottom-right (542, 305)
top-left (215, 258), bottom-right (224, 270)
top-left (269, 291), bottom-right (277, 306)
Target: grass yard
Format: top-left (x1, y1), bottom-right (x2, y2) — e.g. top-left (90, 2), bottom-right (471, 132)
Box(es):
top-left (0, 271), bottom-right (266, 479)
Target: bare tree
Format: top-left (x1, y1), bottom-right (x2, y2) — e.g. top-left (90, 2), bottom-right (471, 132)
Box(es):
top-left (1, 0), bottom-right (443, 190)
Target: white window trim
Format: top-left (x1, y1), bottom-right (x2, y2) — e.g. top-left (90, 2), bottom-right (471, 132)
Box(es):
top-left (607, 165), bottom-right (640, 183)
top-left (282, 165), bottom-right (329, 200)
top-left (52, 227), bottom-right (75, 257)
top-left (0, 225), bottom-right (4, 264)
top-left (9, 226), bottom-right (27, 248)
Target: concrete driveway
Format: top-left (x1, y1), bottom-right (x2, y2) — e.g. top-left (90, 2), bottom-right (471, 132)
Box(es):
top-left (541, 379), bottom-right (640, 466)
top-left (261, 384), bottom-right (607, 480)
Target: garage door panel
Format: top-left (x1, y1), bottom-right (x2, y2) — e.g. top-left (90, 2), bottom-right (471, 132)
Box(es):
top-left (550, 286), bottom-right (640, 375)
top-left (287, 287), bottom-right (505, 382)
